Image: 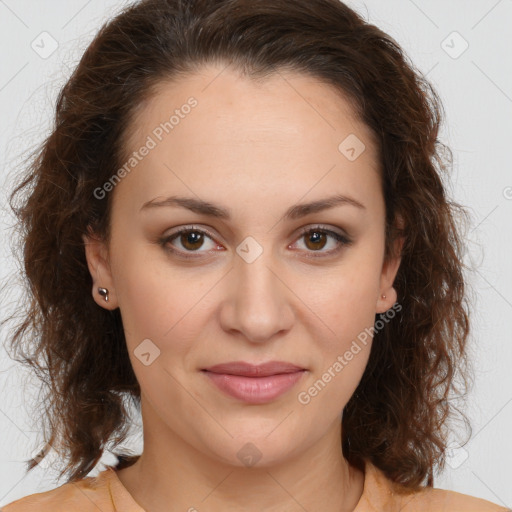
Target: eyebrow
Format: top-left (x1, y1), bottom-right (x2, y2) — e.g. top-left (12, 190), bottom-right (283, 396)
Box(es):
top-left (140, 193), bottom-right (366, 220)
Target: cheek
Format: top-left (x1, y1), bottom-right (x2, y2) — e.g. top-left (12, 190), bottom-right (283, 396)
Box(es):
top-left (302, 256), bottom-right (381, 349)
top-left (111, 243), bottom-right (179, 342)
top-left (295, 335), bottom-right (372, 427)
top-left (296, 250), bottom-right (380, 404)
top-left (111, 242), bottom-right (218, 363)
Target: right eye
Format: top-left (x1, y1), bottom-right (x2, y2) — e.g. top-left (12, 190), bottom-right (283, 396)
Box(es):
top-left (159, 226), bottom-right (223, 258)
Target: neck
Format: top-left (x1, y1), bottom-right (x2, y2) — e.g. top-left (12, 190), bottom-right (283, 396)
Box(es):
top-left (116, 399), bottom-right (365, 512)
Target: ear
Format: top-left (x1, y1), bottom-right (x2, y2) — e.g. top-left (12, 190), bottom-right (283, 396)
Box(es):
top-left (376, 214), bottom-right (405, 313)
top-left (82, 227), bottom-right (118, 310)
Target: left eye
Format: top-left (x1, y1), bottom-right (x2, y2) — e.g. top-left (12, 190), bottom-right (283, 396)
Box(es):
top-left (293, 225), bottom-right (352, 255)
top-left (159, 225), bottom-right (352, 258)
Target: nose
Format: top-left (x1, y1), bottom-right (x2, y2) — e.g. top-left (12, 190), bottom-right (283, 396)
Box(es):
top-left (218, 250), bottom-right (295, 344)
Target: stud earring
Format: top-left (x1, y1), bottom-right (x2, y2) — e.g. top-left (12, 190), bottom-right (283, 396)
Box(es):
top-left (98, 287), bottom-right (109, 302)
top-left (381, 294), bottom-right (386, 299)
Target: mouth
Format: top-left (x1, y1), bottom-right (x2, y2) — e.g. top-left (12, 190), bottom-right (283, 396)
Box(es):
top-left (201, 361), bottom-right (307, 404)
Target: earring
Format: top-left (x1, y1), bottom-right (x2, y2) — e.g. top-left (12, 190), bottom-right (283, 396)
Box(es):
top-left (98, 287), bottom-right (109, 302)
top-left (381, 294), bottom-right (386, 299)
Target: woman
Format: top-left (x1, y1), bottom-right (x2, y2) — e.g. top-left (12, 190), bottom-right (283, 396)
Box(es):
top-left (2, 0), bottom-right (508, 510)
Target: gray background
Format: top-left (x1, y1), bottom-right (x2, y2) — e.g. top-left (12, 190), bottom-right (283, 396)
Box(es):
top-left (1, 0), bottom-right (511, 508)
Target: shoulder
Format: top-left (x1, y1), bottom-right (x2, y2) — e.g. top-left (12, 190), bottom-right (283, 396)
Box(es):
top-left (362, 462), bottom-right (509, 512)
top-left (399, 486), bottom-right (510, 512)
top-left (1, 469), bottom-right (115, 512)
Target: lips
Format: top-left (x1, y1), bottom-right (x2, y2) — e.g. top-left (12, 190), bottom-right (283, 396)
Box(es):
top-left (202, 360), bottom-right (305, 377)
top-left (201, 361), bottom-right (307, 404)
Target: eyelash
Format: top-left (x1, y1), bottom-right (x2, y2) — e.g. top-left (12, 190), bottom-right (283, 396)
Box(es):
top-left (158, 225), bottom-right (353, 260)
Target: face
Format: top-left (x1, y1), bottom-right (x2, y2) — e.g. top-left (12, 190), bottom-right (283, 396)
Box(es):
top-left (84, 64), bottom-right (402, 468)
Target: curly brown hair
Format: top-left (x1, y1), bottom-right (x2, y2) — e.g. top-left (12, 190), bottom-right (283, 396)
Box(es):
top-left (2, 0), bottom-right (473, 490)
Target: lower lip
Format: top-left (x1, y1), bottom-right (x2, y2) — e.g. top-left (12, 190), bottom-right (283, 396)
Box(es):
top-left (202, 370), bottom-right (306, 404)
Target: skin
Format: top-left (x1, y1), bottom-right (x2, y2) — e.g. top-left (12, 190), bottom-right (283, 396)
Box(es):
top-left (83, 64), bottom-right (403, 512)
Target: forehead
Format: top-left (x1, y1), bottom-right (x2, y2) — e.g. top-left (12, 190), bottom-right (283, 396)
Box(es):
top-left (114, 65), bottom-right (382, 219)
top-left (127, 64), bottom-right (376, 148)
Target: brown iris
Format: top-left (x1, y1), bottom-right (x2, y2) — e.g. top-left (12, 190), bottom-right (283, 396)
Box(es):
top-left (303, 230), bottom-right (327, 251)
top-left (180, 231), bottom-right (205, 251)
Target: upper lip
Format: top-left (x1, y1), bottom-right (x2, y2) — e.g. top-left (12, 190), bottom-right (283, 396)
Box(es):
top-left (202, 361), bottom-right (305, 377)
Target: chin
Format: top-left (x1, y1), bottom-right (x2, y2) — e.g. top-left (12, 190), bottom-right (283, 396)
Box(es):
top-left (200, 430), bottom-right (304, 469)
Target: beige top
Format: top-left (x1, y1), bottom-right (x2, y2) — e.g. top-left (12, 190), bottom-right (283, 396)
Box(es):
top-left (2, 460), bottom-right (509, 511)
